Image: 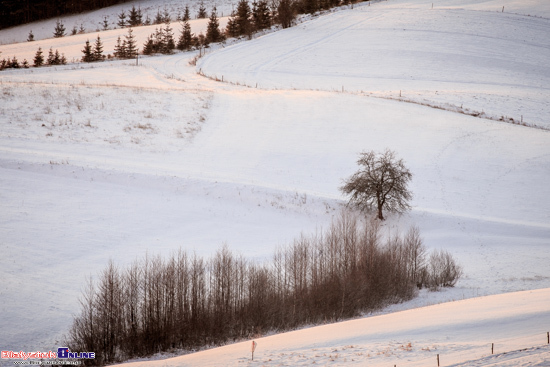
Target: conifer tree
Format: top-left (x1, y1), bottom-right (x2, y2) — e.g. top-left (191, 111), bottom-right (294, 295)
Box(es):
top-left (225, 16), bottom-right (239, 38)
top-left (182, 5), bottom-right (191, 21)
top-left (154, 9), bottom-right (164, 24)
top-left (71, 25), bottom-right (78, 35)
top-left (102, 16), bottom-right (109, 31)
top-left (235, 0), bottom-right (252, 38)
top-left (54, 49), bottom-right (61, 64)
top-left (53, 19), bottom-right (66, 37)
top-left (117, 10), bottom-right (127, 28)
top-left (60, 53), bottom-right (67, 65)
top-left (142, 36), bottom-right (155, 55)
top-left (93, 35), bottom-right (104, 61)
top-left (129, 6), bottom-right (142, 27)
top-left (177, 20), bottom-right (193, 51)
top-left (153, 27), bottom-right (165, 53)
top-left (197, 2), bottom-right (208, 18)
top-left (34, 47), bottom-right (44, 67)
top-left (206, 7), bottom-right (223, 44)
top-left (22, 59), bottom-right (29, 68)
top-left (79, 24), bottom-right (85, 34)
top-left (162, 8), bottom-right (171, 23)
top-left (9, 56), bottom-right (20, 68)
top-left (81, 39), bottom-right (94, 62)
top-left (114, 36), bottom-right (126, 58)
top-left (124, 28), bottom-right (138, 58)
top-left (162, 21), bottom-right (176, 53)
top-left (27, 30), bottom-right (34, 42)
top-left (253, 0), bottom-right (271, 31)
top-left (47, 47), bottom-right (55, 65)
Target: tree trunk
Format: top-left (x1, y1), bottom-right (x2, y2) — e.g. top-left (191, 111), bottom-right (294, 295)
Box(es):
top-left (377, 204), bottom-right (384, 220)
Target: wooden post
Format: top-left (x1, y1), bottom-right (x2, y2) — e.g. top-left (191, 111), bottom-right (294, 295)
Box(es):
top-left (547, 331), bottom-right (549, 344)
top-left (491, 343), bottom-right (494, 354)
top-left (251, 340), bottom-right (257, 361)
top-left (437, 354), bottom-right (440, 366)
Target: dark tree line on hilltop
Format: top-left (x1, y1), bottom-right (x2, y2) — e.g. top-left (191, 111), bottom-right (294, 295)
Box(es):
top-left (0, 0), bottom-right (132, 30)
top-left (68, 211), bottom-right (462, 365)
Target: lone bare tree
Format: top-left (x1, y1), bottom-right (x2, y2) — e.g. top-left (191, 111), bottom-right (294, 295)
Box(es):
top-left (341, 149), bottom-right (412, 220)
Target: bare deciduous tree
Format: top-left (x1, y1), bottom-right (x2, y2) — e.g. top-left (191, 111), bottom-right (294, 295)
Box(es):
top-left (341, 149), bottom-right (413, 220)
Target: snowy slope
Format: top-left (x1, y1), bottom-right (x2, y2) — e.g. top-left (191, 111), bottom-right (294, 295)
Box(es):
top-left (0, 17), bottom-right (229, 64)
top-left (115, 288), bottom-right (550, 367)
top-left (1, 0), bottom-right (550, 365)
top-left (0, 0), bottom-right (235, 45)
top-left (197, 0), bottom-right (550, 127)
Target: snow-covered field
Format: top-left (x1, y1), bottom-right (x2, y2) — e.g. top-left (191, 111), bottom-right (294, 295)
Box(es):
top-left (1, 0), bottom-right (550, 366)
top-left (117, 288), bottom-right (550, 367)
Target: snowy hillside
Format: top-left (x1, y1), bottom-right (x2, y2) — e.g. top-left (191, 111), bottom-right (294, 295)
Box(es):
top-left (0, 0), bottom-right (236, 45)
top-left (115, 288), bottom-right (550, 367)
top-left (197, 0), bottom-right (550, 128)
top-left (1, 0), bottom-right (549, 366)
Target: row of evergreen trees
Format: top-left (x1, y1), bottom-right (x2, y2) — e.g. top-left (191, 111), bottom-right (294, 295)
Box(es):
top-left (81, 36), bottom-right (106, 62)
top-left (142, 0), bottom-right (295, 56)
top-left (0, 47), bottom-right (66, 70)
top-left (68, 210), bottom-right (462, 365)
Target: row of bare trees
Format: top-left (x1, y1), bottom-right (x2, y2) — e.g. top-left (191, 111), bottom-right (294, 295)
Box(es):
top-left (68, 211), bottom-right (461, 365)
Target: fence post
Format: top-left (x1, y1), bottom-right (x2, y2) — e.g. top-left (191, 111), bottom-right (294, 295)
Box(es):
top-left (251, 340), bottom-right (257, 361)
top-left (437, 354), bottom-right (440, 366)
top-left (491, 343), bottom-right (494, 354)
top-left (547, 331), bottom-right (549, 344)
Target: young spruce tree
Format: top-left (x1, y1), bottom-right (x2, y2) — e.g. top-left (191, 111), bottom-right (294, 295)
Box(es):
top-left (53, 20), bottom-right (66, 37)
top-left (81, 40), bottom-right (94, 62)
top-left (197, 2), bottom-right (208, 18)
top-left (125, 28), bottom-right (138, 58)
top-left (177, 20), bottom-right (193, 51)
top-left (182, 5), bottom-right (191, 21)
top-left (235, 0), bottom-right (252, 38)
top-left (114, 36), bottom-right (126, 58)
top-left (128, 6), bottom-right (143, 27)
top-left (47, 47), bottom-right (55, 65)
top-left (117, 10), bottom-right (127, 28)
top-left (93, 35), bottom-right (104, 61)
top-left (102, 16), bottom-right (109, 30)
top-left (206, 7), bottom-right (223, 44)
top-left (253, 0), bottom-right (271, 31)
top-left (162, 21), bottom-right (176, 53)
top-left (33, 47), bottom-right (44, 67)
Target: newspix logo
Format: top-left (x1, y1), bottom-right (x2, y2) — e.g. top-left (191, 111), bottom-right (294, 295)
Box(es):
top-left (57, 347), bottom-right (95, 359)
